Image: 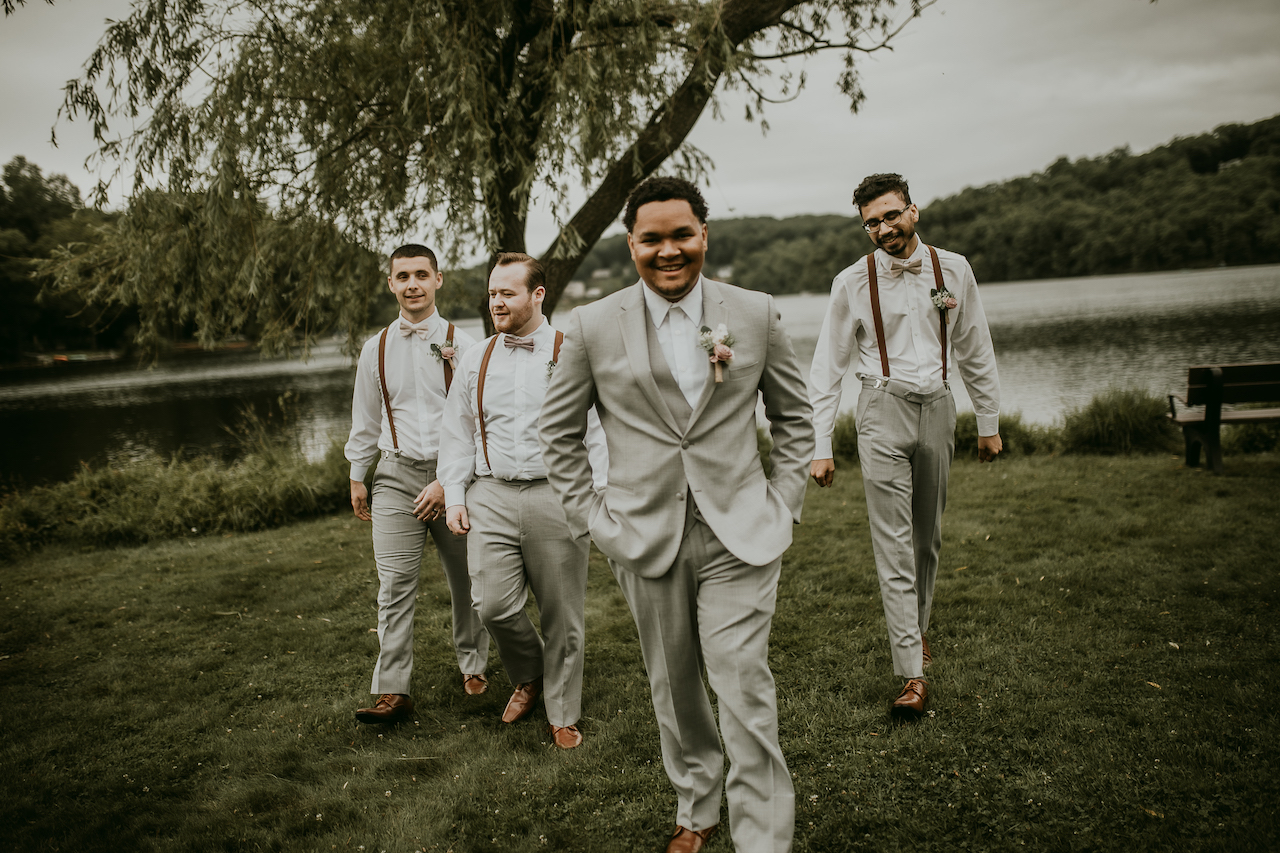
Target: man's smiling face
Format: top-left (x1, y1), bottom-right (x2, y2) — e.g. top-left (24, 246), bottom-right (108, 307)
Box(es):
top-left (627, 198), bottom-right (708, 302)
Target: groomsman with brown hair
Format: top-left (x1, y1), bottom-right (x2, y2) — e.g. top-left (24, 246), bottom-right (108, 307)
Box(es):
top-left (809, 173), bottom-right (1002, 719)
top-left (345, 244), bottom-right (491, 724)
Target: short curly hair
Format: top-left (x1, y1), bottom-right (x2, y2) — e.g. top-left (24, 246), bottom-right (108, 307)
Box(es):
top-left (623, 176), bottom-right (709, 231)
top-left (853, 174), bottom-right (912, 211)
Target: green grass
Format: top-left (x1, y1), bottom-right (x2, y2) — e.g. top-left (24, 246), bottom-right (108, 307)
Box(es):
top-left (2, 454), bottom-right (1278, 852)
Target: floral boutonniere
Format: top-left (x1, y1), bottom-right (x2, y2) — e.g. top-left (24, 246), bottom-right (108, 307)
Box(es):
top-left (430, 339), bottom-right (457, 363)
top-left (545, 359), bottom-right (557, 379)
top-left (930, 288), bottom-right (957, 325)
top-left (698, 323), bottom-right (736, 383)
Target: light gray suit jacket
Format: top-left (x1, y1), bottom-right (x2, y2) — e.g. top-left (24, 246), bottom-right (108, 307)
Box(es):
top-left (539, 278), bottom-right (814, 578)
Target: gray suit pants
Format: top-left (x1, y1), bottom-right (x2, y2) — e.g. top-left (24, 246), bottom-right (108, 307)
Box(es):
top-left (856, 379), bottom-right (955, 679)
top-left (370, 452), bottom-right (489, 694)
top-left (612, 501), bottom-right (795, 853)
top-left (465, 477), bottom-right (588, 727)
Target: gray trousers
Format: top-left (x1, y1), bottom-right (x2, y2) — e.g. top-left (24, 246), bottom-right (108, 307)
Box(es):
top-left (370, 452), bottom-right (489, 694)
top-left (465, 477), bottom-right (588, 728)
top-left (612, 502), bottom-right (794, 853)
top-left (856, 379), bottom-right (956, 679)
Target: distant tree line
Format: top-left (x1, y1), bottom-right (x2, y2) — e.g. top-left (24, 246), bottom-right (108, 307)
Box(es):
top-left (575, 113), bottom-right (1280, 293)
top-left (7, 115), bottom-right (1278, 360)
top-left (924, 114), bottom-right (1280, 282)
top-left (0, 157), bottom-right (124, 361)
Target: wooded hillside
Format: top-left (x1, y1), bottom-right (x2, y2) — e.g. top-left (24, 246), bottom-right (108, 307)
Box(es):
top-left (574, 113), bottom-right (1280, 295)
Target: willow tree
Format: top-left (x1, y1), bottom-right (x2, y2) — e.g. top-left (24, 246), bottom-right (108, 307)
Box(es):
top-left (45, 0), bottom-right (925, 351)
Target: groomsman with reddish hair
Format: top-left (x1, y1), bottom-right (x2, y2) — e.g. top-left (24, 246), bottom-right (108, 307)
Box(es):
top-left (345, 243), bottom-right (491, 724)
top-left (809, 173), bottom-right (1002, 719)
top-left (438, 252), bottom-right (607, 749)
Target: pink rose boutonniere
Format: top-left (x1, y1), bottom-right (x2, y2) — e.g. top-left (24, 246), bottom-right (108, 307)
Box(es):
top-left (430, 340), bottom-right (457, 363)
top-left (930, 288), bottom-right (958, 325)
top-left (698, 323), bottom-right (736, 383)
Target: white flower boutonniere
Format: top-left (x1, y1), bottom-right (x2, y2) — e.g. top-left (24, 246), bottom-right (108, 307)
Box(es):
top-left (930, 289), bottom-right (958, 325)
top-left (545, 359), bottom-right (557, 379)
top-left (698, 323), bottom-right (736, 383)
top-left (430, 340), bottom-right (457, 363)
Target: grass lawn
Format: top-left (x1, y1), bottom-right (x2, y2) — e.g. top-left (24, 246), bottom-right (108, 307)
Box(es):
top-left (2, 454), bottom-right (1277, 852)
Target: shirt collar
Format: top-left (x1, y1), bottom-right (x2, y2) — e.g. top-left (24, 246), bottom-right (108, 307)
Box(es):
top-left (642, 276), bottom-right (704, 329)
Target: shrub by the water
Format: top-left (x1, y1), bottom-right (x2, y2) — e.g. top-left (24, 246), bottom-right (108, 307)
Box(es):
top-left (0, 398), bottom-right (350, 562)
top-left (955, 411), bottom-right (1057, 459)
top-left (0, 442), bottom-right (349, 562)
top-left (1060, 387), bottom-right (1178, 455)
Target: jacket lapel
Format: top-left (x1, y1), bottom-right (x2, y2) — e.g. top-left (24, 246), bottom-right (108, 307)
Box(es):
top-left (688, 279), bottom-right (728, 426)
top-left (618, 282), bottom-right (682, 435)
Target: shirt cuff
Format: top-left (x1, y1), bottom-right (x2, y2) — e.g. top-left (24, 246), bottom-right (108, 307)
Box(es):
top-left (443, 484), bottom-right (468, 509)
top-left (976, 413), bottom-right (1000, 437)
top-left (813, 436), bottom-right (835, 460)
top-left (350, 464), bottom-right (370, 482)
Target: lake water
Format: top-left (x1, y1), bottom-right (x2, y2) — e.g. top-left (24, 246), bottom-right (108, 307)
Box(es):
top-left (3, 264), bottom-right (1279, 486)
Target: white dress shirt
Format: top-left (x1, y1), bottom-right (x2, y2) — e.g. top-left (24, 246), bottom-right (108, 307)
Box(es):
top-left (808, 237), bottom-right (1001, 458)
top-left (642, 275), bottom-right (712, 407)
top-left (438, 319), bottom-right (608, 508)
top-left (345, 310), bottom-right (478, 480)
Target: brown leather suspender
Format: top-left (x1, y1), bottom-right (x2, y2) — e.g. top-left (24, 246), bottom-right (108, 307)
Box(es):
top-left (865, 253), bottom-right (890, 379)
top-left (865, 247), bottom-right (948, 382)
top-left (926, 246), bottom-right (948, 382)
top-left (475, 336), bottom-right (500, 470)
top-left (377, 326), bottom-right (399, 450)
top-left (476, 330), bottom-right (564, 471)
top-left (377, 320), bottom-right (457, 452)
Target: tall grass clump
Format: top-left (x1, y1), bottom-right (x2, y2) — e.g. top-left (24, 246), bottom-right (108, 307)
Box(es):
top-left (1060, 386), bottom-right (1178, 455)
top-left (954, 410), bottom-right (1056, 459)
top-left (0, 398), bottom-right (349, 561)
top-left (831, 410), bottom-right (860, 462)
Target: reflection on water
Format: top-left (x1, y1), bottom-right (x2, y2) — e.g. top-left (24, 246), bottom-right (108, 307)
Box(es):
top-left (3, 266), bottom-right (1278, 486)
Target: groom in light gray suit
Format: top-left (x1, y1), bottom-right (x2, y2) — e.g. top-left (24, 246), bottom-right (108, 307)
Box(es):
top-left (540, 177), bottom-right (814, 853)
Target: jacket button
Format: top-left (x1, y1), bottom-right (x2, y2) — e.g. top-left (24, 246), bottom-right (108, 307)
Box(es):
top-left (681, 440), bottom-right (690, 449)
top-left (676, 492), bottom-right (685, 501)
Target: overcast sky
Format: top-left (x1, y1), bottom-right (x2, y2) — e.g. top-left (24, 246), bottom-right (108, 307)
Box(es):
top-left (3, 0), bottom-right (1279, 254)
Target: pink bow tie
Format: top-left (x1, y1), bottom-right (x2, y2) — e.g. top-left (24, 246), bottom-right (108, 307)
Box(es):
top-left (886, 258), bottom-right (922, 277)
top-left (503, 335), bottom-right (536, 352)
top-left (398, 318), bottom-right (431, 340)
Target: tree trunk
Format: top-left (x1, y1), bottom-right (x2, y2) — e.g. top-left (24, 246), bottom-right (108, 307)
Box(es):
top-left (539, 0), bottom-right (807, 317)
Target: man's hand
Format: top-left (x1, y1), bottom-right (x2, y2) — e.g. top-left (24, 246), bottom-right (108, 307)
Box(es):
top-left (412, 479), bottom-right (447, 521)
top-left (977, 433), bottom-right (1003, 463)
top-left (810, 458), bottom-right (836, 488)
top-left (446, 505), bottom-right (470, 536)
top-left (350, 479), bottom-right (371, 521)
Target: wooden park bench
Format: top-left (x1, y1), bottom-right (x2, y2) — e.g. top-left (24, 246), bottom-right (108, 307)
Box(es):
top-left (1167, 362), bottom-right (1280, 474)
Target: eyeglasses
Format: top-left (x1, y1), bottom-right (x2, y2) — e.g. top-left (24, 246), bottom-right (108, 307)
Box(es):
top-left (861, 208), bottom-right (909, 233)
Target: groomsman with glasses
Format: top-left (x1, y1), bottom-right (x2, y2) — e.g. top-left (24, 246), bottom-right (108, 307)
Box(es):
top-left (345, 244), bottom-right (491, 724)
top-left (809, 173), bottom-right (1003, 719)
top-left (438, 252), bottom-right (607, 749)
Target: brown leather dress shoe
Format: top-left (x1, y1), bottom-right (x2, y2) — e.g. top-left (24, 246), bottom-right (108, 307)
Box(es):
top-left (501, 678), bottom-right (543, 723)
top-left (463, 673), bottom-right (488, 696)
top-left (666, 825), bottom-right (717, 853)
top-left (891, 678), bottom-right (928, 719)
top-left (549, 723), bottom-right (583, 749)
top-left (922, 634), bottom-right (932, 669)
top-left (355, 693), bottom-right (414, 724)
